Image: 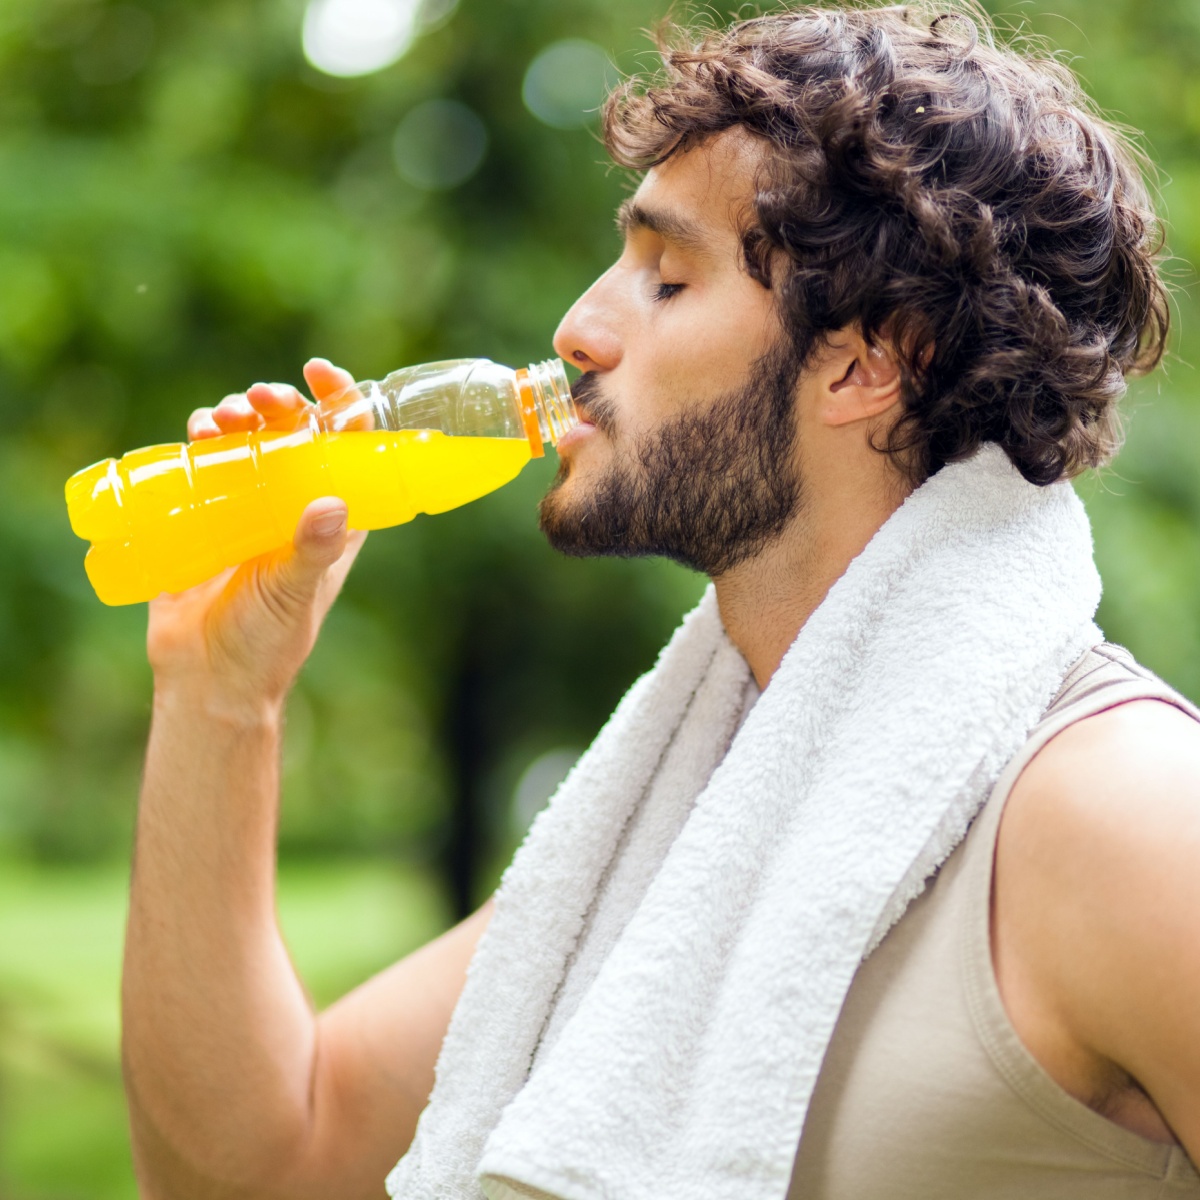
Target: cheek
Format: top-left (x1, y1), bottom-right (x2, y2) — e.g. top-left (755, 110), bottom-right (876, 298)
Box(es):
top-left (705, 281), bottom-right (780, 353)
top-left (648, 285), bottom-right (780, 399)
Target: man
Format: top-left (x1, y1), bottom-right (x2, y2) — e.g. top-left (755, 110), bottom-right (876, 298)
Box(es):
top-left (121, 4), bottom-right (1200, 1198)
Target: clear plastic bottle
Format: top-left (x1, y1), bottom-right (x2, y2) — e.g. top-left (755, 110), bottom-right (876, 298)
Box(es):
top-left (65, 357), bottom-right (576, 605)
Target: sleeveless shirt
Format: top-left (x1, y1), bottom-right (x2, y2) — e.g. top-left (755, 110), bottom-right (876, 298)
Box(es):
top-left (788, 643), bottom-right (1200, 1198)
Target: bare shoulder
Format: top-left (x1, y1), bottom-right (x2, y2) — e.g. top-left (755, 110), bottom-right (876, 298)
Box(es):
top-left (996, 697), bottom-right (1200, 1152)
top-left (999, 696), bottom-right (1200, 953)
top-left (998, 698), bottom-right (1200, 932)
top-left (1004, 696), bottom-right (1200, 853)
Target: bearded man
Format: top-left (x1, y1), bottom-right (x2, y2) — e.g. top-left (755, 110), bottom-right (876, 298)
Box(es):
top-left (121, 5), bottom-right (1200, 1199)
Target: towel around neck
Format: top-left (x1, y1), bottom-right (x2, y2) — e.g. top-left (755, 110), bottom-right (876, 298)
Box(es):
top-left (388, 443), bottom-right (1103, 1200)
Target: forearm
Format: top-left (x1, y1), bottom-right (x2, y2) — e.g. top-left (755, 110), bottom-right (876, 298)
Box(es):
top-left (123, 686), bottom-right (317, 1194)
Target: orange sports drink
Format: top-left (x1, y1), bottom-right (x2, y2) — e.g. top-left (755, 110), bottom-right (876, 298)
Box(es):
top-left (65, 358), bottom-right (577, 605)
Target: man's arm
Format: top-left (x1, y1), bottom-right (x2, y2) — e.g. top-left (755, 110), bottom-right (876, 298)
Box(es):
top-left (994, 698), bottom-right (1200, 1157)
top-left (122, 364), bottom-right (492, 1199)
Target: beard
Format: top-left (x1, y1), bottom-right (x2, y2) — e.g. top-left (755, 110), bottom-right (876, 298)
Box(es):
top-left (538, 340), bottom-right (804, 577)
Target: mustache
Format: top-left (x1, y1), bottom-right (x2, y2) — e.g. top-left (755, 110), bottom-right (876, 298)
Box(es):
top-left (569, 372), bottom-right (618, 435)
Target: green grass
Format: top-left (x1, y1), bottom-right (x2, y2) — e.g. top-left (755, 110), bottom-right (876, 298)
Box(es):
top-left (0, 858), bottom-right (450, 1199)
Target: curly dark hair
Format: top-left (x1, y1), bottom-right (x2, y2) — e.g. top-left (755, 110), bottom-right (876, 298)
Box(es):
top-left (602, 2), bottom-right (1170, 486)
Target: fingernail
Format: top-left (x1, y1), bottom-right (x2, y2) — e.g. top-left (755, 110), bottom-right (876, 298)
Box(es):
top-left (312, 509), bottom-right (346, 537)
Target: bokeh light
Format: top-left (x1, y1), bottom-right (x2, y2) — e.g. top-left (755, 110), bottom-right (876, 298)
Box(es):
top-left (302, 0), bottom-right (422, 78)
top-left (522, 39), bottom-right (616, 129)
top-left (392, 99), bottom-right (488, 190)
top-left (509, 747), bottom-right (580, 838)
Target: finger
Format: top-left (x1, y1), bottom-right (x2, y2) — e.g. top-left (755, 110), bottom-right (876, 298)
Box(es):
top-left (246, 382), bottom-right (314, 430)
top-left (303, 358), bottom-right (357, 403)
top-left (212, 393), bottom-right (264, 434)
top-left (344, 407), bottom-right (376, 431)
top-left (267, 498), bottom-right (351, 613)
top-left (318, 527), bottom-right (368, 601)
top-left (305, 358), bottom-right (377, 431)
top-left (294, 497), bottom-right (349, 558)
top-left (187, 407), bottom-right (222, 440)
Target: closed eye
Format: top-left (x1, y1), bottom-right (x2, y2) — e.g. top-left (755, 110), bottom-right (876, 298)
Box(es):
top-left (654, 281), bottom-right (685, 302)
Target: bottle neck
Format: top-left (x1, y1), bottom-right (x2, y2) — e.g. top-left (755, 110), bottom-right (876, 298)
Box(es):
top-left (515, 359), bottom-right (577, 457)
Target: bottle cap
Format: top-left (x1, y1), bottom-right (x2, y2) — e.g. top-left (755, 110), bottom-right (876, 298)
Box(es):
top-left (515, 369), bottom-right (545, 458)
top-left (516, 359), bottom-right (578, 458)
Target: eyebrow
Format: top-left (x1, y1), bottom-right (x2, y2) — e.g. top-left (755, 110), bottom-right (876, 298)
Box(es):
top-left (616, 198), bottom-right (713, 257)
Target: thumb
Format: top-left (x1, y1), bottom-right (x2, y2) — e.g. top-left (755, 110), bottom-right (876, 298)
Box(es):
top-left (272, 498), bottom-right (349, 605)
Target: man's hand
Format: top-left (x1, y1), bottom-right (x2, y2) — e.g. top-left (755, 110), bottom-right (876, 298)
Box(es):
top-left (147, 500), bottom-right (365, 713)
top-left (148, 359), bottom-right (367, 713)
top-left (186, 358), bottom-right (354, 441)
top-left (124, 358), bottom-right (494, 1200)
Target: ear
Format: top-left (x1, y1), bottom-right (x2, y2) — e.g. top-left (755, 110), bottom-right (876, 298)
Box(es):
top-left (816, 328), bottom-right (902, 428)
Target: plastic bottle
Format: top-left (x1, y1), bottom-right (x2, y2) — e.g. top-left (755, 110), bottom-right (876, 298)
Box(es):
top-left (65, 357), bottom-right (577, 606)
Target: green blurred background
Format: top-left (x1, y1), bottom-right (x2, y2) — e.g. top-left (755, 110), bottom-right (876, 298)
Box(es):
top-left (0, 0), bottom-right (1196, 1194)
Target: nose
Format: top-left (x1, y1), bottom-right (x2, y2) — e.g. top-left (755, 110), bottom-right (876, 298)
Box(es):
top-left (553, 268), bottom-right (622, 372)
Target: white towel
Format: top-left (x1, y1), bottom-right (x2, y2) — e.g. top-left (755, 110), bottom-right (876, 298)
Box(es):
top-left (532, 656), bottom-right (759, 1072)
top-left (386, 443), bottom-right (1102, 1200)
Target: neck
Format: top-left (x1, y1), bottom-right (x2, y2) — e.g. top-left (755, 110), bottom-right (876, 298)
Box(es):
top-left (714, 463), bottom-right (912, 689)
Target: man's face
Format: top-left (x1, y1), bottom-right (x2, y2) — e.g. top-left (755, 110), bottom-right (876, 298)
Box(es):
top-left (538, 130), bottom-right (805, 577)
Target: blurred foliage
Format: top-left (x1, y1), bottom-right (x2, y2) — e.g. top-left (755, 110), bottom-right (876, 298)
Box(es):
top-left (0, 0), bottom-right (708, 887)
top-left (0, 0), bottom-right (1196, 879)
top-left (0, 0), bottom-right (1197, 1190)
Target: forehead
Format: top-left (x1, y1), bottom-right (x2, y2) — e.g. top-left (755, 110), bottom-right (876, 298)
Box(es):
top-left (625, 128), bottom-right (761, 248)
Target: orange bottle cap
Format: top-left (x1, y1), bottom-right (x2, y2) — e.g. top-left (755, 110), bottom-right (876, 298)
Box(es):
top-left (514, 368), bottom-right (545, 458)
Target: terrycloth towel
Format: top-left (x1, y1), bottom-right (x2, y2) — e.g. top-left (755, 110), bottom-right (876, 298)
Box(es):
top-left (532, 653), bottom-right (759, 1073)
top-left (386, 443), bottom-right (1103, 1200)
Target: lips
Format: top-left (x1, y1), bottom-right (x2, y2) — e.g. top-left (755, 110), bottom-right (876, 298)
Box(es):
top-left (561, 376), bottom-right (608, 447)
top-left (554, 418), bottom-right (596, 454)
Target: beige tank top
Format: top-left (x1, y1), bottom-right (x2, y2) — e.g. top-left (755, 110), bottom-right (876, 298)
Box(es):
top-left (788, 643), bottom-right (1200, 1199)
